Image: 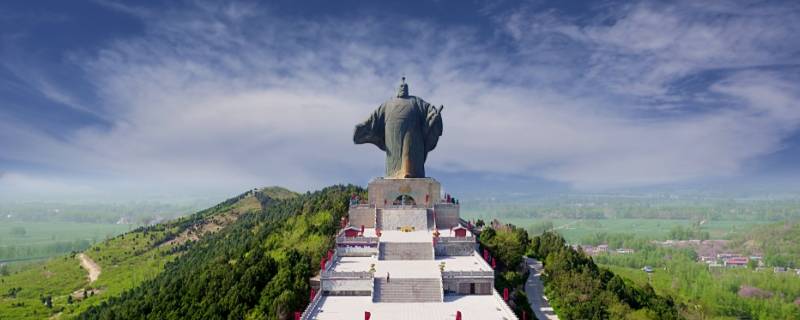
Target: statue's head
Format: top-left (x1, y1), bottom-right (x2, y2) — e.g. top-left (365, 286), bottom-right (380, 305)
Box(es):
top-left (396, 77), bottom-right (409, 98)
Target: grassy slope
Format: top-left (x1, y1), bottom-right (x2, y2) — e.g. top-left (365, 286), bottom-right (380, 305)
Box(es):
top-left (0, 188), bottom-right (296, 319)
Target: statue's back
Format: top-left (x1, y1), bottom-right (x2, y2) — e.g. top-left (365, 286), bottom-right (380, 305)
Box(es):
top-left (354, 80), bottom-right (443, 178)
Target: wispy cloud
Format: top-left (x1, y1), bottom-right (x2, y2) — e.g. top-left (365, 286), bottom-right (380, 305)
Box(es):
top-left (1, 0), bottom-right (799, 200)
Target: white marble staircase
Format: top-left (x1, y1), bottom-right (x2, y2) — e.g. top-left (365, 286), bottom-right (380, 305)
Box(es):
top-left (373, 278), bottom-right (443, 303)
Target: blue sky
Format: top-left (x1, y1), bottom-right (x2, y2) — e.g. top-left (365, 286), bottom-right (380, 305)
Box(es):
top-left (1, 0), bottom-right (800, 201)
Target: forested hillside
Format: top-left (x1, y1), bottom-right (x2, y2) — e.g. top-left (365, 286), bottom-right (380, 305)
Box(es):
top-left (0, 187), bottom-right (303, 319)
top-left (79, 185), bottom-right (362, 319)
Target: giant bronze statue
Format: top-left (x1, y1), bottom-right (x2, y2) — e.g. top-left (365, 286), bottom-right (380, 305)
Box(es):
top-left (354, 78), bottom-right (444, 178)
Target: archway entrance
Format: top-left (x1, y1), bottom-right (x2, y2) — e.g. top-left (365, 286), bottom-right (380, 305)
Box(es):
top-left (393, 194), bottom-right (416, 206)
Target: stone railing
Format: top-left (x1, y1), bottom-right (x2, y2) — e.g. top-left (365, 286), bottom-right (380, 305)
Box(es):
top-left (437, 236), bottom-right (476, 243)
top-left (336, 236), bottom-right (379, 245)
top-left (349, 203), bottom-right (374, 208)
top-left (435, 203), bottom-right (460, 208)
top-left (323, 250), bottom-right (338, 271)
top-left (441, 270), bottom-right (494, 279)
top-left (299, 286), bottom-right (324, 320)
top-left (384, 204), bottom-right (429, 209)
top-left (493, 290), bottom-right (519, 320)
top-left (321, 271), bottom-right (373, 280)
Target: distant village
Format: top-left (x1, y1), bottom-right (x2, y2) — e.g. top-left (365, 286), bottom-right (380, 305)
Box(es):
top-left (571, 239), bottom-right (800, 277)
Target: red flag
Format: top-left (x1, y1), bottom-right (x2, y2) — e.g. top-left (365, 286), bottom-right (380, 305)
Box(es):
top-left (294, 312), bottom-right (301, 320)
top-left (456, 311), bottom-right (462, 320)
top-left (503, 288), bottom-right (509, 302)
top-left (365, 311), bottom-right (371, 320)
top-left (483, 249), bottom-right (489, 261)
top-left (320, 258), bottom-right (326, 270)
top-left (492, 257), bottom-right (497, 269)
top-left (310, 288), bottom-right (316, 300)
top-left (327, 250), bottom-right (333, 261)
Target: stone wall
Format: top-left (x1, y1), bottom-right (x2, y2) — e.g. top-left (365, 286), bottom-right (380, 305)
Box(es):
top-left (434, 204), bottom-right (460, 229)
top-left (348, 206), bottom-right (376, 228)
top-left (434, 241), bottom-right (476, 256)
top-left (442, 278), bottom-right (493, 295)
top-left (336, 245), bottom-right (378, 257)
top-left (368, 178), bottom-right (441, 209)
top-left (381, 208), bottom-right (428, 230)
top-left (322, 278), bottom-right (373, 296)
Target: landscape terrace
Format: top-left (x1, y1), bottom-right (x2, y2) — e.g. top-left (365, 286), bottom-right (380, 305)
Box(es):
top-left (300, 80), bottom-right (517, 319)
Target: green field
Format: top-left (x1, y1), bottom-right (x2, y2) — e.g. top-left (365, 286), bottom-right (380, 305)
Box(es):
top-left (463, 217), bottom-right (771, 243)
top-left (0, 222), bottom-right (131, 262)
top-left (0, 222), bottom-right (132, 247)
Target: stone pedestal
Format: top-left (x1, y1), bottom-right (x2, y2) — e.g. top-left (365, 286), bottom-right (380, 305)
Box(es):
top-left (381, 208), bottom-right (428, 231)
top-left (367, 177), bottom-right (441, 209)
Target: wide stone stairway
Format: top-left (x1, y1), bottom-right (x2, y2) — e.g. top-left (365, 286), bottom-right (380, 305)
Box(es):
top-left (373, 278), bottom-right (443, 302)
top-left (379, 242), bottom-right (434, 260)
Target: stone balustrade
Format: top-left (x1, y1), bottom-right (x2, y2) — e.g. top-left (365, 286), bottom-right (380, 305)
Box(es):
top-left (437, 236), bottom-right (476, 243)
top-left (321, 271), bottom-right (374, 280)
top-left (442, 270), bottom-right (494, 279)
top-left (336, 236), bottom-right (379, 245)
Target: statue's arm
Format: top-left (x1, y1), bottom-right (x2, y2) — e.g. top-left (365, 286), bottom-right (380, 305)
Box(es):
top-left (353, 104), bottom-right (386, 151)
top-left (421, 101), bottom-right (443, 152)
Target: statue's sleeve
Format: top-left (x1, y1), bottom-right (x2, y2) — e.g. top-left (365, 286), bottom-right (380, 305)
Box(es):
top-left (421, 100), bottom-right (443, 153)
top-left (353, 104), bottom-right (386, 151)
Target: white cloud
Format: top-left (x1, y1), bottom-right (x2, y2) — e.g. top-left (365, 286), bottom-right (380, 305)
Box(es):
top-left (2, 0), bottom-right (800, 199)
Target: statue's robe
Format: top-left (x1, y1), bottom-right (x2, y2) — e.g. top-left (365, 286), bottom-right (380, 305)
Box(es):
top-left (354, 95), bottom-right (443, 178)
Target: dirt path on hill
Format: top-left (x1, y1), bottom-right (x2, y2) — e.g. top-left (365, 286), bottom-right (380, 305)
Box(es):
top-left (78, 253), bottom-right (101, 283)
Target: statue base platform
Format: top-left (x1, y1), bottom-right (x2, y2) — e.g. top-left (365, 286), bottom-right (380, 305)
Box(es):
top-left (367, 177), bottom-right (441, 209)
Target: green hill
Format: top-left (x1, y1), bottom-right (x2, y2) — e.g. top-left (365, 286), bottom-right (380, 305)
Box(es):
top-left (79, 184), bottom-right (358, 319)
top-left (0, 185), bottom-right (333, 320)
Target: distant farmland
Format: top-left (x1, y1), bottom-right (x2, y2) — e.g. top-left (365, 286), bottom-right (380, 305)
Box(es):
top-left (0, 222), bottom-right (130, 263)
top-left (461, 217), bottom-right (771, 243)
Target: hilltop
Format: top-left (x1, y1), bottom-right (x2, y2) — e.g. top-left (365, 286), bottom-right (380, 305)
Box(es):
top-left (0, 186), bottom-right (307, 319)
